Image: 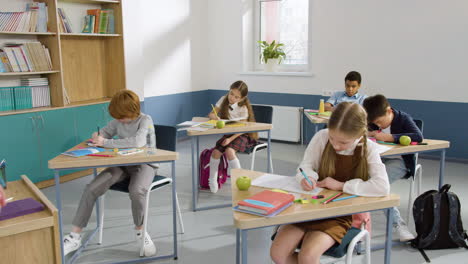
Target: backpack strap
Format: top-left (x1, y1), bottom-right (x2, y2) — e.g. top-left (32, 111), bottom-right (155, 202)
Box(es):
top-left (418, 193), bottom-right (442, 248)
top-left (447, 192), bottom-right (468, 249)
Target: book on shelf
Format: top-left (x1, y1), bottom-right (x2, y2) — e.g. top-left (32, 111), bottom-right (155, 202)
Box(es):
top-left (82, 9), bottom-right (115, 34)
top-left (0, 3), bottom-right (47, 32)
top-left (58, 8), bottom-right (73, 33)
top-left (0, 83), bottom-right (51, 112)
top-left (87, 9), bottom-right (100, 33)
top-left (234, 189), bottom-right (295, 216)
top-left (0, 42), bottom-right (52, 73)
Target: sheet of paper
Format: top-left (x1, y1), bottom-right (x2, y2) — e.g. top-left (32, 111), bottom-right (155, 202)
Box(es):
top-left (252, 173), bottom-right (323, 195)
top-left (177, 121), bottom-right (202, 127)
top-left (374, 143), bottom-right (394, 154)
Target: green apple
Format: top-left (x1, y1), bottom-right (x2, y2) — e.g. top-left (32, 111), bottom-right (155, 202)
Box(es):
top-left (236, 176), bottom-right (251, 191)
top-left (399, 135), bottom-right (411, 146)
top-left (216, 120), bottom-right (225, 129)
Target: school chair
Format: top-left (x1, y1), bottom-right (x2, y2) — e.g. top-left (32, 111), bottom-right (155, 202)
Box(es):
top-left (271, 217), bottom-right (371, 264)
top-left (244, 105), bottom-right (274, 172)
top-left (97, 125), bottom-right (185, 256)
top-left (406, 119), bottom-right (424, 224)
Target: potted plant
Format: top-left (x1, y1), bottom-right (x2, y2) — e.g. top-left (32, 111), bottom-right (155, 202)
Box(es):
top-left (258, 40), bottom-right (286, 72)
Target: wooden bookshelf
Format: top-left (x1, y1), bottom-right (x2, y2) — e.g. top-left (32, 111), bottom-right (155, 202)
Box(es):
top-left (0, 71), bottom-right (60, 76)
top-left (60, 33), bottom-right (120, 37)
top-left (0, 31), bottom-right (57, 35)
top-left (0, 0), bottom-right (126, 110)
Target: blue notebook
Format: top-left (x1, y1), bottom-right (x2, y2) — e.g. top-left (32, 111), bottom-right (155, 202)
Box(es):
top-left (232, 202), bottom-right (293, 218)
top-left (61, 147), bottom-right (105, 157)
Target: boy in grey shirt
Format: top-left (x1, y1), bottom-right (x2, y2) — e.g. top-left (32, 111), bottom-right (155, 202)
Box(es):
top-left (62, 90), bottom-right (157, 257)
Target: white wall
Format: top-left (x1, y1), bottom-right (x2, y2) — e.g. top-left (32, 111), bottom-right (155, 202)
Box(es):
top-left (137, 0), bottom-right (209, 98)
top-left (205, 0), bottom-right (468, 103)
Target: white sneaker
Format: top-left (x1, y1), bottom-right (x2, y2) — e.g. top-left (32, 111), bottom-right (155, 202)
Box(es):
top-left (395, 224), bottom-right (415, 242)
top-left (63, 233), bottom-right (82, 256)
top-left (136, 231), bottom-right (157, 257)
top-left (209, 175), bottom-right (219, 193)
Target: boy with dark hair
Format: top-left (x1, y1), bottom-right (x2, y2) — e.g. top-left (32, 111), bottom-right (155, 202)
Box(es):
top-left (363, 94), bottom-right (423, 241)
top-left (325, 71), bottom-right (367, 111)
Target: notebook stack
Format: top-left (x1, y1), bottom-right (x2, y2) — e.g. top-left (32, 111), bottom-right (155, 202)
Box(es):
top-left (234, 190), bottom-right (294, 217)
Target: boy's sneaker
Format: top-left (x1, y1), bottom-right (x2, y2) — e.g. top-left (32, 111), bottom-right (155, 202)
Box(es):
top-left (63, 233), bottom-right (82, 256)
top-left (136, 231), bottom-right (157, 257)
top-left (395, 224), bottom-right (415, 242)
top-left (209, 175), bottom-right (219, 193)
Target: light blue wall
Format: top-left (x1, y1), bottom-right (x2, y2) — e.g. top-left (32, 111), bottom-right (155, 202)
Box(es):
top-left (144, 90), bottom-right (468, 160)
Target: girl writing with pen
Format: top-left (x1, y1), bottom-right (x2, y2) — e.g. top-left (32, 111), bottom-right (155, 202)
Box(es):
top-left (206, 80), bottom-right (257, 193)
top-left (270, 102), bottom-right (390, 264)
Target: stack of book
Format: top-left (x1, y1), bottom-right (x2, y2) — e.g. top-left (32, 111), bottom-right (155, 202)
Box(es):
top-left (0, 42), bottom-right (53, 73)
top-left (82, 9), bottom-right (115, 34)
top-left (233, 189), bottom-right (294, 217)
top-left (0, 79), bottom-right (51, 112)
top-left (0, 3), bottom-right (48, 33)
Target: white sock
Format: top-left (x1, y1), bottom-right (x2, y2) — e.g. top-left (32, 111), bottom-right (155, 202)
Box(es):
top-left (228, 158), bottom-right (241, 175)
top-left (209, 157), bottom-right (220, 179)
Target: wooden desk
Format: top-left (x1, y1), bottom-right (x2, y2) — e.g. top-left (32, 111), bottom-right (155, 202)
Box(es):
top-left (48, 142), bottom-right (179, 264)
top-left (0, 175), bottom-right (60, 264)
top-left (187, 117), bottom-right (273, 211)
top-left (231, 169), bottom-right (400, 264)
top-left (303, 111), bottom-right (329, 142)
top-left (380, 139), bottom-right (450, 189)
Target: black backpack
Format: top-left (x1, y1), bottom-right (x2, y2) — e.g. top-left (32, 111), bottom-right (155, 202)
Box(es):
top-left (411, 184), bottom-right (468, 262)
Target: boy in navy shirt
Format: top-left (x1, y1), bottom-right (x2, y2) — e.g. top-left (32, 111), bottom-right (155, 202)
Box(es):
top-left (363, 94), bottom-right (423, 241)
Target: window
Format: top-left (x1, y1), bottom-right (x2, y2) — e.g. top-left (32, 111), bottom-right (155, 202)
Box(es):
top-left (255, 0), bottom-right (309, 71)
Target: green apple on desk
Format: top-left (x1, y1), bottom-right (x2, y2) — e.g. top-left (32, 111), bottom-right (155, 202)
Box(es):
top-left (236, 176), bottom-right (251, 191)
top-left (399, 135), bottom-right (411, 146)
top-left (216, 120), bottom-right (225, 129)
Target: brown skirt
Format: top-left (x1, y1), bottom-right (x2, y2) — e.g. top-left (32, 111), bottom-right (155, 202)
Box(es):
top-left (294, 216), bottom-right (352, 244)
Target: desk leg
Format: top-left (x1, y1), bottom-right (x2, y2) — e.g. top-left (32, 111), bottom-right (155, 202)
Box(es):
top-left (54, 170), bottom-right (65, 264)
top-left (314, 123), bottom-right (318, 134)
top-left (439, 149), bottom-right (446, 190)
top-left (191, 136), bottom-right (198, 211)
top-left (236, 229), bottom-right (240, 264)
top-left (172, 161), bottom-right (178, 259)
top-left (267, 130), bottom-right (272, 173)
top-left (384, 208), bottom-right (394, 264)
top-left (239, 229), bottom-right (248, 264)
top-left (94, 168), bottom-right (102, 239)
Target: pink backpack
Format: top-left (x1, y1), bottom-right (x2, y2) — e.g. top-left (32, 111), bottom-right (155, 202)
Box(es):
top-left (199, 148), bottom-right (229, 190)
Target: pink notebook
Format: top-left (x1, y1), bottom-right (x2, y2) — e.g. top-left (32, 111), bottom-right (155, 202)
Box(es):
top-left (0, 198), bottom-right (44, 221)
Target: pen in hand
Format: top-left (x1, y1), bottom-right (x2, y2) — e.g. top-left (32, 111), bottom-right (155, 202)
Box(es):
top-left (299, 168), bottom-right (315, 188)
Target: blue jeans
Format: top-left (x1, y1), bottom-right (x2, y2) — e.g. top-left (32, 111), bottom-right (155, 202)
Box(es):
top-left (382, 157), bottom-right (407, 227)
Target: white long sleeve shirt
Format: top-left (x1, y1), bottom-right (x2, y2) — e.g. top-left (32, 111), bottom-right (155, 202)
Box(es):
top-left (295, 129), bottom-right (389, 197)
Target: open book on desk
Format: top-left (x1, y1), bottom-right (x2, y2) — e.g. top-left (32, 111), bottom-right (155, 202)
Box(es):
top-left (252, 173), bottom-right (323, 196)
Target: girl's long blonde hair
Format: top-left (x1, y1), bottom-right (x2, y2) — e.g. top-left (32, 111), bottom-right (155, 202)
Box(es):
top-left (219, 80), bottom-right (258, 139)
top-left (318, 102), bottom-right (369, 181)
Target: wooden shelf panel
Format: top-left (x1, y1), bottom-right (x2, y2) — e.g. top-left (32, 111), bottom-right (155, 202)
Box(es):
top-left (0, 71), bottom-right (60, 76)
top-left (0, 31), bottom-right (56, 36)
top-left (59, 0), bottom-right (120, 4)
top-left (60, 33), bottom-right (121, 37)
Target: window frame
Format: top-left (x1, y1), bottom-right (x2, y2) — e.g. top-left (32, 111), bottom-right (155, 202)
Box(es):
top-left (252, 0), bottom-right (311, 73)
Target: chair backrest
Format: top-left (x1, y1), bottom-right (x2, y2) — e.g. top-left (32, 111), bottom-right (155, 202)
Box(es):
top-left (252, 105), bottom-right (273, 124)
top-left (414, 119), bottom-right (424, 133)
top-left (154, 125), bottom-right (177, 151)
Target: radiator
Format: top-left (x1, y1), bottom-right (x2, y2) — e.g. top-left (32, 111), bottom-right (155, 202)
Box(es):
top-left (256, 104), bottom-right (303, 143)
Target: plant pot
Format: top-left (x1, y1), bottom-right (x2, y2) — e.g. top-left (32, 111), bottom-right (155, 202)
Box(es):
top-left (265, 58), bottom-right (279, 72)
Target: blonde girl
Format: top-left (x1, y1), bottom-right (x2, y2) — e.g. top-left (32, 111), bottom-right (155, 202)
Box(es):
top-left (208, 80), bottom-right (257, 193)
top-left (270, 102), bottom-right (389, 264)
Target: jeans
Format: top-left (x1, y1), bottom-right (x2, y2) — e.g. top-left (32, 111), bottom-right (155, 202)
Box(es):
top-left (382, 157), bottom-right (408, 227)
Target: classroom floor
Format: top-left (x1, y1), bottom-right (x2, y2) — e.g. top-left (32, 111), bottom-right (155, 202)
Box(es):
top-left (41, 135), bottom-right (468, 264)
